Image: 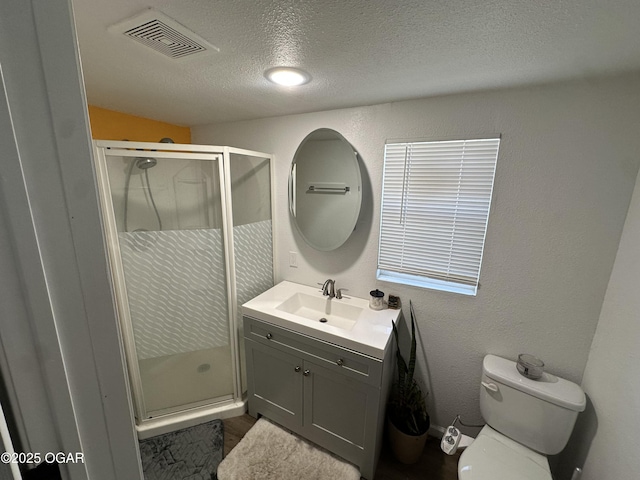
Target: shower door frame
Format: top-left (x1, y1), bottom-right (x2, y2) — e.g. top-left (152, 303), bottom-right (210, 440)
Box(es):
top-left (93, 140), bottom-right (276, 425)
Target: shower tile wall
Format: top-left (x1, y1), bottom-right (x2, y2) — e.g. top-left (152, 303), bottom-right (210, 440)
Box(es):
top-left (119, 228), bottom-right (228, 359)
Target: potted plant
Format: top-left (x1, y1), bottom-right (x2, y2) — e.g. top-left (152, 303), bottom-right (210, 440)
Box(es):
top-left (387, 300), bottom-right (430, 464)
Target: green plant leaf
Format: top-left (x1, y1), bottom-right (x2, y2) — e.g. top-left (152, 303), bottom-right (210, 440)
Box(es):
top-left (388, 301), bottom-right (430, 436)
top-left (392, 320), bottom-right (407, 400)
top-left (407, 300), bottom-right (417, 387)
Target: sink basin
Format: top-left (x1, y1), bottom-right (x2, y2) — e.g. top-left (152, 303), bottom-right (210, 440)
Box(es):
top-left (242, 281), bottom-right (400, 359)
top-left (276, 292), bottom-right (362, 330)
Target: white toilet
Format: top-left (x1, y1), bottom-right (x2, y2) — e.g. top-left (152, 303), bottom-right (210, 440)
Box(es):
top-left (458, 354), bottom-right (586, 479)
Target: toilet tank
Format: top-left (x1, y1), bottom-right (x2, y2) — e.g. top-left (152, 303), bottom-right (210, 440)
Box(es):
top-left (479, 355), bottom-right (586, 455)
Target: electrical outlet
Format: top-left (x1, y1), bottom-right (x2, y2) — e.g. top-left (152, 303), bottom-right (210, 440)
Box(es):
top-left (289, 251), bottom-right (298, 268)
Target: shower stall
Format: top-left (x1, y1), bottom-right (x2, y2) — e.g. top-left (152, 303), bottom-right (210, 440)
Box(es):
top-left (93, 140), bottom-right (274, 438)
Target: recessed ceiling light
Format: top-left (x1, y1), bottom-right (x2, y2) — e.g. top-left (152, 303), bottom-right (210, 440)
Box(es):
top-left (265, 67), bottom-right (311, 86)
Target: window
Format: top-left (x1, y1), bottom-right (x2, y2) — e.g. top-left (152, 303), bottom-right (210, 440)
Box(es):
top-left (377, 138), bottom-right (500, 295)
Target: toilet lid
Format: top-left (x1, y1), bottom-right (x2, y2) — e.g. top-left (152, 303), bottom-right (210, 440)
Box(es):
top-left (458, 427), bottom-right (552, 480)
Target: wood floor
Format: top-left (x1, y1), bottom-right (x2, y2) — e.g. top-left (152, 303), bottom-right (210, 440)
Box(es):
top-left (222, 414), bottom-right (461, 480)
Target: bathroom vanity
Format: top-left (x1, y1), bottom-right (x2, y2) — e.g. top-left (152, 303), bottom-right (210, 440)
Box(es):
top-left (242, 281), bottom-right (400, 480)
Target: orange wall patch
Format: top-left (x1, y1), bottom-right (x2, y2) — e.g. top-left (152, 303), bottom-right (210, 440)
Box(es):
top-left (88, 105), bottom-right (191, 144)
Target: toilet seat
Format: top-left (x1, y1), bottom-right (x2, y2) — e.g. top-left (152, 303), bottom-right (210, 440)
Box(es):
top-left (458, 426), bottom-right (552, 480)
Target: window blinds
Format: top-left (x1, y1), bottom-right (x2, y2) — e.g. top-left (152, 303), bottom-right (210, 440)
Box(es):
top-left (377, 138), bottom-right (499, 295)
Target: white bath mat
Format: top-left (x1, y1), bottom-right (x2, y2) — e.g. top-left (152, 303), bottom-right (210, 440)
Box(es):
top-left (217, 418), bottom-right (361, 480)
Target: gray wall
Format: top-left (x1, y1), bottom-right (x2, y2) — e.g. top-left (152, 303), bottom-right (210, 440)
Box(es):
top-left (193, 74), bottom-right (640, 430)
top-left (563, 165), bottom-right (640, 478)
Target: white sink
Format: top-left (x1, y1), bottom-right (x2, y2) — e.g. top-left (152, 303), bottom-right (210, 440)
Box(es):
top-left (276, 292), bottom-right (362, 330)
top-left (242, 281), bottom-right (400, 359)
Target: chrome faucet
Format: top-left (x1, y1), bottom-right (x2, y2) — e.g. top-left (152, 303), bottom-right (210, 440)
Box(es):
top-left (321, 279), bottom-right (336, 299)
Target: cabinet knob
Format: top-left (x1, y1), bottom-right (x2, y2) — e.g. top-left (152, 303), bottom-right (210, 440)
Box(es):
top-left (336, 358), bottom-right (344, 366)
top-left (266, 333), bottom-right (273, 340)
top-left (303, 369), bottom-right (310, 376)
top-left (294, 366), bottom-right (301, 372)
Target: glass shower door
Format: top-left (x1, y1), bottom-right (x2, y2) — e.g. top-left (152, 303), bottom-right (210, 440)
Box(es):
top-left (101, 149), bottom-right (234, 418)
top-left (228, 151), bottom-right (274, 393)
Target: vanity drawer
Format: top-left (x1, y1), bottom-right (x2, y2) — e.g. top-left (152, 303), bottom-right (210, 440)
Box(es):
top-left (244, 316), bottom-right (383, 387)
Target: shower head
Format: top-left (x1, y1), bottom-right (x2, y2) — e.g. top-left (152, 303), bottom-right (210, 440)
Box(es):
top-left (135, 157), bottom-right (157, 169)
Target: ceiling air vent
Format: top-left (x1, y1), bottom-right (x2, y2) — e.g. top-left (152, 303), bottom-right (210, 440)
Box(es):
top-left (110, 9), bottom-right (219, 60)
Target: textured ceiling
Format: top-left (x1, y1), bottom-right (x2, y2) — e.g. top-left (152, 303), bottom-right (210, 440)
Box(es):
top-left (73, 0), bottom-right (640, 126)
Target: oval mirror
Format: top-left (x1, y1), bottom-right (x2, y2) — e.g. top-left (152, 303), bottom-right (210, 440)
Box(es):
top-left (289, 129), bottom-right (362, 251)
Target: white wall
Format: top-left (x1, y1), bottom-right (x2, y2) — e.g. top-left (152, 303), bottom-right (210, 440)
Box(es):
top-left (193, 74), bottom-right (640, 430)
top-left (573, 162), bottom-right (640, 478)
top-left (0, 1), bottom-right (142, 478)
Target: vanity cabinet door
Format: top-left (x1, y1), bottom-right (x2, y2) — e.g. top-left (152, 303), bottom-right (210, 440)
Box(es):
top-left (245, 338), bottom-right (303, 430)
top-left (302, 360), bottom-right (380, 472)
top-left (244, 316), bottom-right (391, 480)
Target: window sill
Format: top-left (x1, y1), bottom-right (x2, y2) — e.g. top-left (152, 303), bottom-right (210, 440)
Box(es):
top-left (376, 270), bottom-right (477, 296)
